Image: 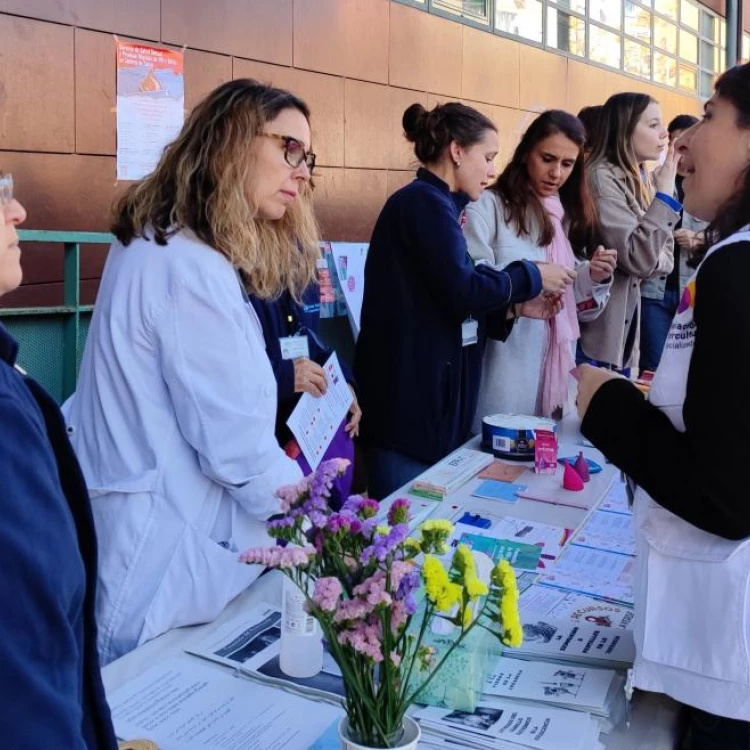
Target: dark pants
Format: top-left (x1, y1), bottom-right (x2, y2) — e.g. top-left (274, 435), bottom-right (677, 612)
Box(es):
top-left (575, 343), bottom-right (631, 378)
top-left (679, 706), bottom-right (750, 750)
top-left (640, 288), bottom-right (680, 373)
top-left (364, 445), bottom-right (431, 500)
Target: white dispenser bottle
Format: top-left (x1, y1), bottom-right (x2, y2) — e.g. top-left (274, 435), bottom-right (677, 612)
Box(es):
top-left (279, 575), bottom-right (324, 678)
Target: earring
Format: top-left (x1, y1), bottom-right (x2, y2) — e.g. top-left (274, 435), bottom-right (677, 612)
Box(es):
top-left (455, 161), bottom-right (461, 168)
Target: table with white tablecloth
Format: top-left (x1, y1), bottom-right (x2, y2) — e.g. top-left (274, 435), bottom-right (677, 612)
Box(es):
top-left (103, 416), bottom-right (681, 749)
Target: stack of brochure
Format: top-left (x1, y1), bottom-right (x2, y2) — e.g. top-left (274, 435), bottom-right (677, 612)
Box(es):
top-left (410, 447), bottom-right (493, 500)
top-left (483, 656), bottom-right (627, 732)
top-left (504, 617), bottom-right (635, 671)
top-left (415, 697), bottom-right (604, 750)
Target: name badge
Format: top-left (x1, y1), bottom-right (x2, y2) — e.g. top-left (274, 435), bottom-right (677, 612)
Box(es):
top-left (279, 335), bottom-right (310, 360)
top-left (461, 319), bottom-right (478, 347)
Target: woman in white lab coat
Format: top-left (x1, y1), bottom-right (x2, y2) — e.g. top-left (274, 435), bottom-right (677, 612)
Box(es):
top-left (64, 79), bottom-right (320, 664)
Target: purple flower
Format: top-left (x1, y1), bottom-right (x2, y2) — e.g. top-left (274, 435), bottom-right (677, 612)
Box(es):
top-left (387, 498), bottom-right (411, 526)
top-left (361, 524), bottom-right (410, 564)
top-left (342, 495), bottom-right (380, 519)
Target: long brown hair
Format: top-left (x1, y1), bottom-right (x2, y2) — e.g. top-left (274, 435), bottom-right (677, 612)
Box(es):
top-left (490, 110), bottom-right (599, 257)
top-left (587, 92), bottom-right (655, 209)
top-left (111, 79), bottom-right (319, 300)
top-left (705, 63), bottom-right (750, 245)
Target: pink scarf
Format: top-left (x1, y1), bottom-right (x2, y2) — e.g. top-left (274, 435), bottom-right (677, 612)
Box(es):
top-left (539, 194), bottom-right (579, 416)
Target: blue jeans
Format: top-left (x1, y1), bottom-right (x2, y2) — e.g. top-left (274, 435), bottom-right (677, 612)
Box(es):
top-left (575, 343), bottom-right (631, 378)
top-left (364, 445), bottom-right (431, 500)
top-left (640, 288), bottom-right (680, 372)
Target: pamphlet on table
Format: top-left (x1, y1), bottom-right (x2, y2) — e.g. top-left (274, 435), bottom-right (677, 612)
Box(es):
top-left (107, 657), bottom-right (341, 750)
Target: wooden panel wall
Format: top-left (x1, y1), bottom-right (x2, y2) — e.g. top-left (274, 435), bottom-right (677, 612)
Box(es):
top-left (0, 0), bottom-right (706, 307)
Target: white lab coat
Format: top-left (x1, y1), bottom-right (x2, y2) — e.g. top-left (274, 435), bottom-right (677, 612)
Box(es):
top-left (64, 230), bottom-right (302, 665)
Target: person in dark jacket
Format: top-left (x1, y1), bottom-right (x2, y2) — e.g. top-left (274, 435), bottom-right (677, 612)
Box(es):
top-left (354, 102), bottom-right (574, 499)
top-left (248, 282), bottom-right (360, 442)
top-left (249, 282), bottom-right (362, 500)
top-left (0, 174), bottom-right (117, 748)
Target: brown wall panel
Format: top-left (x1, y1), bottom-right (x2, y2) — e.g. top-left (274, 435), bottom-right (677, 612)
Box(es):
top-left (294, 0), bottom-right (389, 84)
top-left (0, 16), bottom-right (75, 153)
top-left (75, 29), bottom-right (116, 155)
top-left (0, 152), bottom-right (121, 232)
top-left (566, 59), bottom-right (611, 115)
top-left (233, 58), bottom-right (345, 167)
top-left (345, 81), bottom-right (427, 170)
top-left (389, 2), bottom-right (462, 97)
top-left (0, 0), bottom-right (160, 40)
top-left (313, 167), bottom-right (387, 241)
top-left (161, 0), bottom-right (293, 64)
top-left (519, 46), bottom-right (567, 112)
top-left (184, 49), bottom-right (233, 110)
top-left (461, 27), bottom-right (519, 107)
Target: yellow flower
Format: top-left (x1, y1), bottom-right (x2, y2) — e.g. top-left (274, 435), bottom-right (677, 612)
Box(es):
top-left (423, 555), bottom-right (463, 612)
top-left (404, 538), bottom-right (422, 553)
top-left (453, 544), bottom-right (475, 575)
top-left (420, 519), bottom-right (454, 534)
top-left (375, 524), bottom-right (390, 536)
top-left (464, 572), bottom-right (488, 600)
top-left (462, 604), bottom-right (473, 628)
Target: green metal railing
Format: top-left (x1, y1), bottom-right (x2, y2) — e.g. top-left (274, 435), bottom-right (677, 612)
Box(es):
top-left (0, 230), bottom-right (113, 402)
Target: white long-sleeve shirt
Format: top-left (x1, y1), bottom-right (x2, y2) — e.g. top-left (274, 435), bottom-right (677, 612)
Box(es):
top-left (64, 230), bottom-right (301, 664)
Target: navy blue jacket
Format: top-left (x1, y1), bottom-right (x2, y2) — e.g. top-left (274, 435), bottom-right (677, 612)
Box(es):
top-left (0, 325), bottom-right (117, 750)
top-left (250, 285), bottom-right (355, 439)
top-left (354, 169), bottom-right (542, 465)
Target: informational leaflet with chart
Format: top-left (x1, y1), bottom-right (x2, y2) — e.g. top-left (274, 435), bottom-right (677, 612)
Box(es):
top-left (287, 352), bottom-right (352, 470)
top-left (572, 510), bottom-right (636, 556)
top-left (537, 546), bottom-right (635, 605)
top-left (107, 657), bottom-right (341, 750)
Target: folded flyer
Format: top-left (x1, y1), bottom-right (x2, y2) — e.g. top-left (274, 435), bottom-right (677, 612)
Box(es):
top-left (410, 447), bottom-right (493, 500)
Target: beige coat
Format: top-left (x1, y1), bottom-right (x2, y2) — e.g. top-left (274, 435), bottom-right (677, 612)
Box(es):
top-left (579, 161), bottom-right (677, 369)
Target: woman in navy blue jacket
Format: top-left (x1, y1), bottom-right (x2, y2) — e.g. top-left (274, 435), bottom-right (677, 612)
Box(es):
top-left (0, 174), bottom-right (117, 748)
top-left (355, 103), bottom-right (575, 498)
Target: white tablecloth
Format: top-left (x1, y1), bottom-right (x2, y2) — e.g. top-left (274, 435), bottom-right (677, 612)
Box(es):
top-left (103, 416), bottom-right (681, 749)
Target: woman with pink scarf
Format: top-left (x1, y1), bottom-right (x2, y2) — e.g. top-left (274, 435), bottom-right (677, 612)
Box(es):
top-left (464, 110), bottom-right (617, 423)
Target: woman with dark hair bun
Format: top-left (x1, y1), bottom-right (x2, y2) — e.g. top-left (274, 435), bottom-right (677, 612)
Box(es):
top-left (577, 62), bottom-right (750, 749)
top-left (355, 102), bottom-right (570, 498)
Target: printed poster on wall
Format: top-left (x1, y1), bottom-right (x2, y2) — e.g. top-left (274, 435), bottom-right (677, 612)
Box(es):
top-left (330, 242), bottom-right (368, 339)
top-left (116, 41), bottom-right (185, 180)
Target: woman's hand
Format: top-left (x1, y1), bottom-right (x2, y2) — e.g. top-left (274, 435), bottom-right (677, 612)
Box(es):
top-left (589, 246), bottom-right (618, 283)
top-left (653, 141), bottom-right (681, 196)
top-left (345, 385), bottom-right (362, 438)
top-left (293, 358), bottom-right (327, 397)
top-left (517, 292), bottom-right (564, 320)
top-left (535, 262), bottom-right (576, 294)
top-left (674, 228), bottom-right (698, 252)
top-left (574, 364), bottom-right (625, 419)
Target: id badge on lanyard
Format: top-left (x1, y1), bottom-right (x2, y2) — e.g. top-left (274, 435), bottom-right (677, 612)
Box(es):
top-left (279, 335), bottom-right (310, 360)
top-left (461, 318), bottom-right (478, 347)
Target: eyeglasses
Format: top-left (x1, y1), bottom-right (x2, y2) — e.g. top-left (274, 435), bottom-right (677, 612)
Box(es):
top-left (0, 174), bottom-right (13, 206)
top-left (263, 133), bottom-right (316, 173)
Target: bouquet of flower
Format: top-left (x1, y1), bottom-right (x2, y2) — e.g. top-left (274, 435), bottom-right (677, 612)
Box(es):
top-left (240, 459), bottom-right (523, 749)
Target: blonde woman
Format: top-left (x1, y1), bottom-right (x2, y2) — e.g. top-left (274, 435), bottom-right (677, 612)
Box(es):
top-left (64, 80), bottom-right (318, 663)
top-left (578, 93), bottom-right (680, 373)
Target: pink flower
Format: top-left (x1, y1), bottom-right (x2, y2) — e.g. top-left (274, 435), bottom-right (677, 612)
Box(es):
top-left (338, 622), bottom-right (384, 663)
top-left (333, 597), bottom-right (372, 623)
top-left (390, 650), bottom-right (402, 667)
top-left (239, 545), bottom-right (316, 569)
top-left (312, 577), bottom-right (342, 612)
top-left (353, 572), bottom-right (392, 608)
